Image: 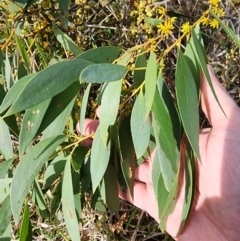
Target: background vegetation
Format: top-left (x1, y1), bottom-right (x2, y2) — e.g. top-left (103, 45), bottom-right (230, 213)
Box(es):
top-left (0, 0), bottom-right (239, 240)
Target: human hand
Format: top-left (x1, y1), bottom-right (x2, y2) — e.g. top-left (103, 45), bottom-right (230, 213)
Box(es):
top-left (77, 66), bottom-right (240, 241)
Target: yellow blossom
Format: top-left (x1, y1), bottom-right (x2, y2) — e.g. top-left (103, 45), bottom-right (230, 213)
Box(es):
top-left (157, 20), bottom-right (174, 37)
top-left (209, 0), bottom-right (220, 6)
top-left (158, 7), bottom-right (166, 16)
top-left (181, 22), bottom-right (191, 35)
top-left (201, 16), bottom-right (211, 26)
top-left (212, 7), bottom-right (225, 17)
top-left (209, 19), bottom-right (219, 28)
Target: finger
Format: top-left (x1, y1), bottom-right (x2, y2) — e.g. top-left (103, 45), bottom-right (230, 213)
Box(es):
top-left (76, 119), bottom-right (99, 136)
top-left (118, 182), bottom-right (159, 222)
top-left (134, 162), bottom-right (149, 183)
top-left (200, 65), bottom-right (238, 126)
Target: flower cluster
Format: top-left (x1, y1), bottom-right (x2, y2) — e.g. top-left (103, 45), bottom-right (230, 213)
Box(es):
top-left (201, 0), bottom-right (225, 29)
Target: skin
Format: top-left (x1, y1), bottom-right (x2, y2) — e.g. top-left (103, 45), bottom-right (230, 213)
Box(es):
top-left (77, 66), bottom-right (240, 241)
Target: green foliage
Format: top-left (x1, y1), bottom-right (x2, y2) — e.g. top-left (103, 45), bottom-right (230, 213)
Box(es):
top-left (0, 0), bottom-right (239, 240)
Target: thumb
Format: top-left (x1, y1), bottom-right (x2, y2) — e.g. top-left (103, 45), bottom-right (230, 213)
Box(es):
top-left (200, 65), bottom-right (238, 126)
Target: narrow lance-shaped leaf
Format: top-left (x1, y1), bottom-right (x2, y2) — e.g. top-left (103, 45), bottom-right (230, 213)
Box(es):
top-left (11, 135), bottom-right (66, 224)
top-left (133, 53), bottom-right (146, 89)
top-left (62, 157), bottom-right (80, 241)
top-left (0, 117), bottom-right (13, 160)
top-left (90, 127), bottom-right (111, 193)
top-left (99, 79), bottom-right (122, 144)
top-left (191, 30), bottom-right (225, 116)
top-left (19, 202), bottom-right (32, 241)
top-left (80, 63), bottom-right (128, 84)
top-left (0, 158), bottom-right (14, 179)
top-left (176, 50), bottom-right (201, 161)
top-left (79, 83), bottom-right (91, 134)
top-left (76, 46), bottom-right (122, 63)
top-left (0, 196), bottom-right (11, 236)
top-left (0, 73), bottom-right (37, 114)
top-left (151, 90), bottom-right (180, 190)
top-left (4, 59), bottom-right (93, 117)
top-left (58, 0), bottom-right (71, 28)
top-left (15, 34), bottom-right (30, 72)
top-left (52, 22), bottom-right (82, 56)
top-left (144, 51), bottom-right (157, 120)
top-left (176, 140), bottom-right (196, 236)
top-left (119, 118), bottom-right (136, 198)
top-left (130, 90), bottom-right (151, 159)
top-left (19, 99), bottom-right (51, 157)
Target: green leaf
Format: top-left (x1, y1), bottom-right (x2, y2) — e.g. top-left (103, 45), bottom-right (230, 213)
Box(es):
top-left (0, 196), bottom-right (12, 236)
top-left (152, 91), bottom-right (179, 190)
top-left (176, 51), bottom-right (200, 161)
top-left (75, 46), bottom-right (122, 63)
top-left (0, 73), bottom-right (37, 114)
top-left (58, 0), bottom-right (71, 28)
top-left (5, 59), bottom-right (93, 117)
top-left (10, 135), bottom-right (66, 224)
top-left (80, 64), bottom-right (128, 84)
top-left (131, 91), bottom-right (151, 159)
top-left (18, 62), bottom-right (28, 79)
top-left (144, 16), bottom-right (163, 26)
top-left (19, 203), bottom-right (32, 241)
top-left (0, 50), bottom-right (3, 70)
top-left (72, 169), bottom-right (81, 220)
top-left (44, 156), bottom-right (67, 189)
top-left (145, 51), bottom-right (157, 120)
top-left (191, 31), bottom-right (225, 117)
top-left (33, 180), bottom-right (50, 217)
top-left (177, 142), bottom-right (196, 236)
top-left (5, 52), bottom-right (14, 90)
top-left (157, 71), bottom-right (182, 149)
top-left (71, 146), bottom-right (88, 171)
top-left (19, 99), bottom-right (51, 157)
top-left (38, 81), bottom-right (80, 138)
top-left (134, 53), bottom-right (146, 89)
top-left (15, 35), bottom-right (30, 73)
top-left (0, 118), bottom-right (13, 160)
top-left (99, 79), bottom-right (122, 144)
top-left (62, 158), bottom-right (80, 241)
top-left (0, 158), bottom-right (14, 179)
top-left (103, 164), bottom-right (119, 213)
top-left (79, 83), bottom-right (91, 134)
top-left (90, 127), bottom-right (111, 193)
top-left (119, 118), bottom-right (136, 198)
top-left (158, 171), bottom-right (179, 231)
top-left (209, 9), bottom-right (240, 48)
top-left (50, 181), bottom-right (62, 215)
top-left (52, 22), bottom-right (82, 56)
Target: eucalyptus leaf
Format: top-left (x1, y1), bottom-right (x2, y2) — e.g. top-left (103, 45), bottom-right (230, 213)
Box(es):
top-left (19, 203), bottom-right (32, 241)
top-left (10, 135), bottom-right (66, 224)
top-left (119, 118), bottom-right (136, 198)
top-left (80, 64), bottom-right (128, 84)
top-left (134, 53), bottom-right (146, 89)
top-left (62, 158), bottom-right (80, 241)
top-left (0, 73), bottom-right (37, 114)
top-left (15, 34), bottom-right (30, 72)
top-left (75, 46), bottom-right (122, 63)
top-left (145, 51), bottom-right (157, 120)
top-left (176, 51), bottom-right (200, 161)
top-left (19, 99), bottom-right (51, 157)
top-left (0, 118), bottom-right (13, 160)
top-left (79, 83), bottom-right (91, 134)
top-left (191, 31), bottom-right (225, 116)
top-left (99, 79), bottom-right (122, 144)
top-left (144, 16), bottom-right (163, 26)
top-left (0, 158), bottom-right (14, 179)
top-left (131, 91), bottom-right (151, 159)
top-left (5, 59), bottom-right (93, 117)
top-left (0, 196), bottom-right (12, 237)
top-left (90, 127), bottom-right (111, 193)
top-left (52, 22), bottom-right (82, 56)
